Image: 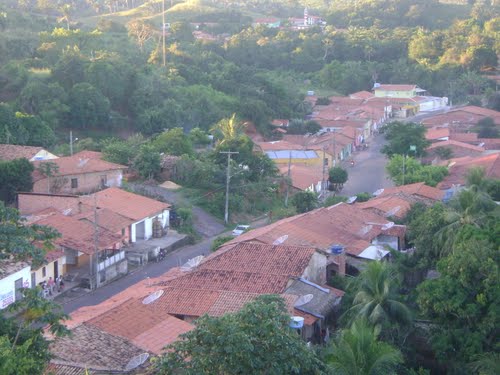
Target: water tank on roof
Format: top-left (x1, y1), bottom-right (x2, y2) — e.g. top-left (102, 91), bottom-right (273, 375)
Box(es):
top-left (331, 244), bottom-right (344, 255)
top-left (289, 316), bottom-right (305, 329)
top-left (307, 90), bottom-right (315, 96)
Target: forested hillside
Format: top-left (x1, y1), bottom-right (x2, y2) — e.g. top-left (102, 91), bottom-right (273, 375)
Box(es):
top-left (0, 0), bottom-right (498, 149)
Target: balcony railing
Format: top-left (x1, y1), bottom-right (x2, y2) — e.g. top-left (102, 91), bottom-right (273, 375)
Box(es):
top-left (98, 251), bottom-right (125, 271)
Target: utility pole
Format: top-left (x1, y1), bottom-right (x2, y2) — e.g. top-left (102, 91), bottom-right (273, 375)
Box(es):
top-left (220, 150), bottom-right (239, 225)
top-left (402, 154), bottom-right (405, 186)
top-left (322, 146), bottom-right (327, 196)
top-left (70, 130), bottom-right (73, 156)
top-left (162, 0), bottom-right (166, 67)
top-left (332, 129), bottom-right (337, 167)
top-left (91, 194), bottom-right (99, 290)
top-left (284, 151), bottom-right (292, 207)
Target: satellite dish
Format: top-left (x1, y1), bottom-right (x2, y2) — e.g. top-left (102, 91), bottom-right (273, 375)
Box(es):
top-left (62, 208), bottom-right (72, 216)
top-left (142, 290), bottom-right (164, 305)
top-left (382, 221), bottom-right (395, 230)
top-left (346, 196), bottom-right (357, 204)
top-left (294, 294), bottom-right (314, 307)
top-left (273, 234), bottom-right (288, 245)
top-left (181, 255), bottom-right (204, 271)
top-left (125, 353), bottom-right (150, 371)
top-left (385, 206), bottom-right (401, 217)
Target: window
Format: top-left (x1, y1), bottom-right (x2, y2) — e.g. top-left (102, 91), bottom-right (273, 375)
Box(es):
top-left (121, 228), bottom-right (125, 236)
top-left (42, 267), bottom-right (46, 277)
top-left (71, 178), bottom-right (78, 188)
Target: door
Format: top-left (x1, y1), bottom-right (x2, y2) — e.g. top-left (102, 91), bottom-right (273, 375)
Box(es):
top-left (14, 278), bottom-right (23, 302)
top-left (54, 260), bottom-right (59, 279)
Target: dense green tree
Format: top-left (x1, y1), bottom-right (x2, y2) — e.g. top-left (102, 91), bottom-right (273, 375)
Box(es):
top-left (344, 262), bottom-right (412, 334)
top-left (188, 127), bottom-right (211, 146)
top-left (328, 166), bottom-right (348, 191)
top-left (417, 239), bottom-right (499, 371)
top-left (102, 134), bottom-right (146, 166)
top-left (0, 202), bottom-right (59, 266)
top-left (68, 83), bottom-right (110, 129)
top-left (156, 295), bottom-right (324, 374)
top-left (133, 144), bottom-right (161, 180)
top-left (52, 51), bottom-right (87, 90)
top-left (0, 287), bottom-right (68, 375)
top-left (386, 155), bottom-right (448, 187)
top-left (382, 122), bottom-right (430, 157)
top-left (475, 117), bottom-right (499, 138)
top-left (324, 319), bottom-right (403, 375)
top-left (0, 158), bottom-right (34, 204)
top-left (152, 127), bottom-right (194, 156)
top-left (291, 191), bottom-right (318, 213)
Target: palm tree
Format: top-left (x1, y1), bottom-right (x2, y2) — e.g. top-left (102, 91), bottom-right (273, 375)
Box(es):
top-left (325, 319), bottom-right (403, 375)
top-left (210, 113), bottom-right (245, 145)
top-left (344, 262), bottom-right (412, 329)
top-left (436, 187), bottom-right (498, 256)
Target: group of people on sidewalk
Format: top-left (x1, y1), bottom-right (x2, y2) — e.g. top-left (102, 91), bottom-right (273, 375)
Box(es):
top-left (39, 276), bottom-right (64, 298)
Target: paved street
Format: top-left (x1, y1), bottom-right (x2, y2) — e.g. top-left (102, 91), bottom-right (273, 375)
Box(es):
top-left (340, 133), bottom-right (393, 196)
top-left (61, 237), bottom-right (214, 313)
top-left (59, 131), bottom-right (398, 313)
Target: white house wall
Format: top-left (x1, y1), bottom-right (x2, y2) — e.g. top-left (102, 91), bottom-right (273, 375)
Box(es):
top-left (0, 266), bottom-right (31, 309)
top-left (32, 257), bottom-right (66, 287)
top-left (130, 210), bottom-right (170, 243)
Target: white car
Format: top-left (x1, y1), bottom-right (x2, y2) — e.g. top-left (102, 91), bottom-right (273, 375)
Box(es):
top-left (232, 225), bottom-right (250, 236)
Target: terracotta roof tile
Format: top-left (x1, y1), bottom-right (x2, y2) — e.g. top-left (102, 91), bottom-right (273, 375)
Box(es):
top-left (438, 153), bottom-right (500, 189)
top-left (86, 187), bottom-right (170, 221)
top-left (449, 132), bottom-right (478, 143)
top-left (349, 91), bottom-right (374, 100)
top-left (426, 127), bottom-right (450, 140)
top-left (161, 268), bottom-right (291, 294)
top-left (50, 324), bottom-right (145, 372)
top-left (427, 139), bottom-right (485, 152)
top-left (33, 155), bottom-right (125, 181)
top-left (357, 196), bottom-right (411, 219)
top-left (278, 164), bottom-right (323, 191)
top-left (32, 211), bottom-right (121, 254)
top-left (199, 242), bottom-right (317, 276)
top-left (0, 144), bottom-right (44, 161)
top-left (74, 207), bottom-right (133, 233)
top-left (377, 182), bottom-right (445, 201)
top-left (226, 204), bottom-right (403, 257)
top-left (132, 315), bottom-right (193, 354)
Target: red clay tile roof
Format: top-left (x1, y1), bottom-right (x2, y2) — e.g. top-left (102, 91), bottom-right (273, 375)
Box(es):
top-left (357, 196), bottom-right (411, 219)
top-left (426, 127), bottom-right (450, 140)
top-left (45, 361), bottom-right (96, 375)
top-left (438, 153), bottom-right (500, 189)
top-left (278, 164), bottom-right (323, 191)
top-left (74, 207), bottom-right (133, 233)
top-left (427, 139), bottom-right (485, 152)
top-left (32, 211), bottom-right (121, 254)
top-left (449, 132), bottom-right (478, 143)
top-left (0, 144), bottom-right (45, 161)
top-left (378, 182), bottom-right (445, 201)
top-left (50, 324), bottom-right (145, 372)
top-left (162, 268), bottom-right (292, 294)
top-left (33, 155), bottom-right (125, 181)
top-left (199, 242), bottom-right (317, 276)
top-left (87, 187), bottom-right (170, 221)
top-left (458, 105), bottom-right (500, 121)
top-left (226, 203), bottom-right (403, 257)
top-left (349, 91), bottom-right (374, 100)
top-left (86, 296), bottom-right (192, 354)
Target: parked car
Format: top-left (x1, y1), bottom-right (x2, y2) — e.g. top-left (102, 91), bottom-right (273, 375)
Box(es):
top-left (232, 224), bottom-right (250, 236)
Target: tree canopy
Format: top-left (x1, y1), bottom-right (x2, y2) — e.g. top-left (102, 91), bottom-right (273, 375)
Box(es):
top-left (157, 295), bottom-right (325, 375)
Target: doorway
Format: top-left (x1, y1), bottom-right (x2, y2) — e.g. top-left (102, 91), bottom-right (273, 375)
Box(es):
top-left (54, 260), bottom-right (59, 279)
